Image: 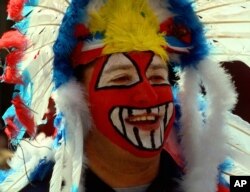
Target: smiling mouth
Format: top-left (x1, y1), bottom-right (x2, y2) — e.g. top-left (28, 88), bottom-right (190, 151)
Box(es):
top-left (110, 102), bottom-right (174, 150)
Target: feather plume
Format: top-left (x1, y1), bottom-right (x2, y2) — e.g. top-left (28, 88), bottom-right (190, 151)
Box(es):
top-left (51, 79), bottom-right (91, 191)
top-left (180, 59), bottom-right (237, 192)
top-left (7, 0), bottom-right (26, 21)
top-left (195, 0), bottom-right (250, 66)
top-left (11, 95), bottom-right (36, 137)
top-left (5, 117), bottom-right (19, 139)
top-left (87, 0), bottom-right (168, 61)
top-left (0, 133), bottom-right (54, 192)
top-left (225, 113), bottom-right (250, 173)
top-left (49, 114), bottom-right (72, 192)
top-left (0, 30), bottom-right (27, 84)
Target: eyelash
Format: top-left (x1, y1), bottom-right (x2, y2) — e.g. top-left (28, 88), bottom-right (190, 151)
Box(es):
top-left (110, 74), bottom-right (133, 84)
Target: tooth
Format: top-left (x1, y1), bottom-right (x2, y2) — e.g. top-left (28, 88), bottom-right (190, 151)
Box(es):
top-left (154, 126), bottom-right (162, 148)
top-left (124, 114), bottom-right (139, 146)
top-left (137, 129), bottom-right (151, 149)
top-left (111, 107), bottom-right (123, 134)
top-left (160, 120), bottom-right (164, 143)
top-left (132, 109), bottom-right (147, 116)
top-left (133, 127), bottom-right (144, 148)
top-left (159, 104), bottom-right (166, 116)
top-left (150, 130), bottom-right (156, 149)
top-left (141, 116), bottom-right (147, 121)
top-left (165, 103), bottom-right (174, 127)
top-left (152, 107), bottom-right (158, 114)
top-left (147, 116), bottom-right (155, 121)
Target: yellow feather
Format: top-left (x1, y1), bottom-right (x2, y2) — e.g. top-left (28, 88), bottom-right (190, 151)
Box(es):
top-left (88, 0), bottom-right (168, 61)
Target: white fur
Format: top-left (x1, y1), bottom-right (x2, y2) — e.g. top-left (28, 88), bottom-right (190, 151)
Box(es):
top-left (179, 67), bottom-right (204, 169)
top-left (52, 79), bottom-right (91, 192)
top-left (180, 59), bottom-right (237, 192)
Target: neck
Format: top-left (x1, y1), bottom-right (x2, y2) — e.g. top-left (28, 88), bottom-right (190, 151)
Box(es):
top-left (85, 128), bottom-right (161, 188)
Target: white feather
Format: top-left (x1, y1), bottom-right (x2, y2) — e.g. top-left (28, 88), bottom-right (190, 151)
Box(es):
top-left (225, 113), bottom-right (250, 173)
top-left (0, 133), bottom-right (54, 192)
top-left (195, 0), bottom-right (250, 66)
top-left (52, 79), bottom-right (91, 191)
top-left (180, 59), bottom-right (237, 192)
top-left (18, 0), bottom-right (69, 126)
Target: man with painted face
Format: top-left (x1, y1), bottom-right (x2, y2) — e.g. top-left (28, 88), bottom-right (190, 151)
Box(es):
top-left (70, 1), bottom-right (183, 191)
top-left (80, 52), bottom-right (180, 192)
top-left (0, 0), bottom-right (237, 192)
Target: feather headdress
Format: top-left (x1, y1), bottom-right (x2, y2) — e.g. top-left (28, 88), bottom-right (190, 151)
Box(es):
top-left (0, 0), bottom-right (249, 192)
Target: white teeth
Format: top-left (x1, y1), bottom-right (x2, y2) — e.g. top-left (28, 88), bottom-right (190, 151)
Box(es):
top-left (111, 107), bottom-right (123, 133)
top-left (165, 103), bottom-right (174, 127)
top-left (123, 108), bottom-right (140, 145)
top-left (160, 120), bottom-right (165, 143)
top-left (129, 115), bottom-right (155, 122)
top-left (146, 116), bottom-right (155, 121)
top-left (151, 107), bottom-right (158, 114)
top-left (138, 129), bottom-right (151, 149)
top-left (132, 109), bottom-right (147, 116)
top-left (154, 125), bottom-right (162, 148)
top-left (110, 102), bottom-right (174, 150)
top-left (159, 105), bottom-right (166, 116)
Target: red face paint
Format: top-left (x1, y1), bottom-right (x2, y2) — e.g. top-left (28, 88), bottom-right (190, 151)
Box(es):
top-left (87, 51), bottom-right (175, 157)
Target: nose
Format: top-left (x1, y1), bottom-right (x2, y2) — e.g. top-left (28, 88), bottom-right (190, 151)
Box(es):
top-left (131, 79), bottom-right (158, 106)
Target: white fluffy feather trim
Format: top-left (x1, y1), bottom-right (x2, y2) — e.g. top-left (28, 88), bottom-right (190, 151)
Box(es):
top-left (52, 79), bottom-right (91, 192)
top-left (180, 59), bottom-right (237, 192)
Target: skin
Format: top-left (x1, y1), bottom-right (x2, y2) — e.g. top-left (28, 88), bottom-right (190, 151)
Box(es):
top-left (82, 53), bottom-right (169, 188)
top-left (0, 132), bottom-right (12, 170)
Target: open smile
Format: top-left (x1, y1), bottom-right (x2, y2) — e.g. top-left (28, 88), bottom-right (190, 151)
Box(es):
top-left (110, 102), bottom-right (174, 150)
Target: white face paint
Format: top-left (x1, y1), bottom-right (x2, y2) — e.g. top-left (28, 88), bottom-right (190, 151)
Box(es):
top-left (97, 53), bottom-right (140, 88)
top-left (110, 102), bottom-right (174, 150)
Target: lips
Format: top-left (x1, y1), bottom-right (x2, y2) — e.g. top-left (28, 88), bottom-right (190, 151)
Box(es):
top-left (110, 102), bottom-right (174, 150)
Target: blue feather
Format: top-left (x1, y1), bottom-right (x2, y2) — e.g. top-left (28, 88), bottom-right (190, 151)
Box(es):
top-left (53, 0), bottom-right (90, 88)
top-left (0, 170), bottom-right (14, 183)
top-left (53, 113), bottom-right (66, 148)
top-left (13, 0), bottom-right (40, 33)
top-left (29, 160), bottom-right (54, 181)
top-left (167, 0), bottom-right (209, 68)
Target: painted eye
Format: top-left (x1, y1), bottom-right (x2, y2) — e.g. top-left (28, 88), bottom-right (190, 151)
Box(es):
top-left (110, 75), bottom-right (133, 85)
top-left (148, 75), bottom-right (167, 84)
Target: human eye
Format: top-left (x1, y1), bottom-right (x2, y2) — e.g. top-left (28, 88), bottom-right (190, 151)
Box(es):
top-left (109, 73), bottom-right (134, 85)
top-left (97, 53), bottom-right (140, 88)
top-left (147, 67), bottom-right (169, 85)
top-left (148, 74), bottom-right (167, 84)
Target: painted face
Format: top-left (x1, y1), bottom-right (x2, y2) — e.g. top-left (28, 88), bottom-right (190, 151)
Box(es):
top-left (87, 51), bottom-right (175, 157)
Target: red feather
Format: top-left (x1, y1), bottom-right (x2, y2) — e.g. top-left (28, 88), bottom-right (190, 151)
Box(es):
top-left (11, 95), bottom-right (36, 137)
top-left (74, 24), bottom-right (90, 38)
top-left (0, 30), bottom-right (27, 49)
top-left (38, 98), bottom-right (57, 137)
top-left (0, 30), bottom-right (27, 84)
top-left (4, 117), bottom-right (19, 139)
top-left (7, 0), bottom-right (27, 21)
